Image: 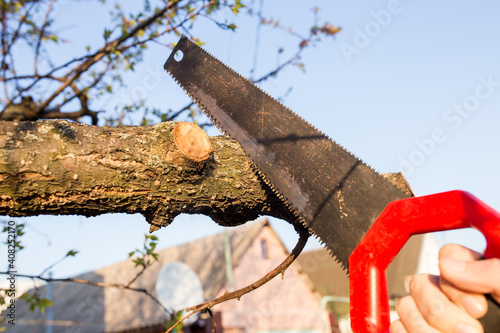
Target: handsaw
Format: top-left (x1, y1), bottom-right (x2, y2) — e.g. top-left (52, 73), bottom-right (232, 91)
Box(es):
top-left (165, 36), bottom-right (500, 332)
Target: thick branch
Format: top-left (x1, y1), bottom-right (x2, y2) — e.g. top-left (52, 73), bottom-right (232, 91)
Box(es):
top-left (0, 120), bottom-right (293, 228)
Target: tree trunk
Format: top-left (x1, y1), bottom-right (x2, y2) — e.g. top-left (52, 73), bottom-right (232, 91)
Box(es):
top-left (0, 120), bottom-right (293, 231)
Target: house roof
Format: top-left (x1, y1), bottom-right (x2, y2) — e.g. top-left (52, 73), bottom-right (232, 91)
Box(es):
top-left (11, 219), bottom-right (270, 333)
top-left (296, 233), bottom-right (425, 300)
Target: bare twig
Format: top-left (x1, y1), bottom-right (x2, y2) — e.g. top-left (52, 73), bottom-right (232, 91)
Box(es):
top-left (39, 252), bottom-right (74, 277)
top-left (34, 0), bottom-right (56, 75)
top-left (125, 237), bottom-right (158, 288)
top-left (0, 271), bottom-right (170, 314)
top-left (37, 2), bottom-right (180, 112)
top-left (252, 32), bottom-right (314, 85)
top-left (167, 102), bottom-right (195, 121)
top-left (207, 308), bottom-right (217, 333)
top-left (165, 224), bottom-right (310, 333)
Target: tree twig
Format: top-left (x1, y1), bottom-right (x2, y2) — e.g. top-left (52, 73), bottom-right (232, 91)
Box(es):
top-left (36, 2), bottom-right (179, 112)
top-left (39, 252), bottom-right (74, 278)
top-left (0, 271), bottom-right (170, 314)
top-left (207, 308), bottom-right (217, 333)
top-left (165, 224), bottom-right (310, 333)
top-left (34, 0), bottom-right (56, 75)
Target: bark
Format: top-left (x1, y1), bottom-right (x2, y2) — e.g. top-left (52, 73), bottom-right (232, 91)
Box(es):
top-left (0, 120), bottom-right (294, 230)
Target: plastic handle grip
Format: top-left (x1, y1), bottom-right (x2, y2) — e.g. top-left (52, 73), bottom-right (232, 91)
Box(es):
top-left (349, 190), bottom-right (500, 333)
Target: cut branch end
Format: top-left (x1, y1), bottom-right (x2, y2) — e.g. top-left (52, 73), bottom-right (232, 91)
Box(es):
top-left (173, 122), bottom-right (213, 163)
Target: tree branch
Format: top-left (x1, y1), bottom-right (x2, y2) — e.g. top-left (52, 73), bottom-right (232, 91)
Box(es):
top-left (0, 120), bottom-right (295, 229)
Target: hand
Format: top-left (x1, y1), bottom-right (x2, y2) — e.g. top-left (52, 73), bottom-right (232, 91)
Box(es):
top-left (389, 243), bottom-right (500, 333)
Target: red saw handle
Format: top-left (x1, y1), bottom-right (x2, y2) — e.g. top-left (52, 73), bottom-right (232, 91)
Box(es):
top-left (349, 190), bottom-right (500, 332)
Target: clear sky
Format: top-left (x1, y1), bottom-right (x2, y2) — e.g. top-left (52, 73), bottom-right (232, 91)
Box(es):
top-left (1, 0), bottom-right (499, 280)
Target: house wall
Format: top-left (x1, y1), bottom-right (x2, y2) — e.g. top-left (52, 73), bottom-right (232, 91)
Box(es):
top-left (214, 226), bottom-right (324, 333)
top-left (415, 233), bottom-right (440, 276)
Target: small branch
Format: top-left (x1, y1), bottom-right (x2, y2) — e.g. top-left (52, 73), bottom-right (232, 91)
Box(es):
top-left (38, 109), bottom-right (100, 123)
top-left (2, 1), bottom-right (38, 104)
top-left (125, 265), bottom-right (147, 288)
top-left (1, 54), bottom-right (92, 104)
top-left (250, 0), bottom-right (264, 80)
top-left (41, 71), bottom-right (108, 124)
top-left (125, 237), bottom-right (158, 288)
top-left (166, 225), bottom-right (310, 333)
top-left (167, 102), bottom-right (195, 121)
top-left (252, 52), bottom-right (300, 84)
top-left (39, 252), bottom-right (72, 277)
top-left (251, 31), bottom-right (315, 85)
top-left (207, 308), bottom-right (217, 333)
top-left (34, 0), bottom-right (56, 75)
top-left (0, 271), bottom-right (170, 314)
top-left (37, 2), bottom-right (178, 111)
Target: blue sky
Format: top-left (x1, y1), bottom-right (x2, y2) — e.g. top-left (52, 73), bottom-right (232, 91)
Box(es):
top-left (2, 0), bottom-right (499, 278)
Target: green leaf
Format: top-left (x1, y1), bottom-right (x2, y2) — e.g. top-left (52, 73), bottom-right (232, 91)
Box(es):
top-left (128, 251), bottom-right (135, 258)
top-left (37, 298), bottom-right (53, 314)
top-left (231, 1), bottom-right (245, 15)
top-left (66, 250), bottom-right (78, 257)
top-left (103, 28), bottom-right (112, 40)
top-left (194, 38), bottom-right (205, 46)
top-left (227, 24), bottom-right (237, 31)
top-left (16, 224), bottom-right (25, 236)
top-left (133, 258), bottom-right (144, 267)
top-left (166, 309), bottom-right (185, 331)
top-left (206, 1), bottom-right (220, 14)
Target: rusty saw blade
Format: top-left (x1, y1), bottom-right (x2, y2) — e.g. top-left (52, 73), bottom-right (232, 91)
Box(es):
top-left (164, 36), bottom-right (412, 270)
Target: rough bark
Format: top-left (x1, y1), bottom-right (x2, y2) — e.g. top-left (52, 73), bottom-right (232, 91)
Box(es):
top-left (0, 120), bottom-right (294, 230)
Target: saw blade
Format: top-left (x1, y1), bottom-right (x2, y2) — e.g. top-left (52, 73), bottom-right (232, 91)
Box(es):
top-left (164, 36), bottom-right (412, 270)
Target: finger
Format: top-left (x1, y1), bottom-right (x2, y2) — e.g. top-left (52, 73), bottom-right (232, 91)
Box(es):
top-left (395, 295), bottom-right (441, 333)
top-left (440, 277), bottom-right (487, 318)
top-left (439, 243), bottom-right (482, 262)
top-left (439, 244), bottom-right (500, 304)
top-left (439, 244), bottom-right (487, 318)
top-left (441, 256), bottom-right (500, 304)
top-left (409, 274), bottom-right (483, 332)
top-left (389, 319), bottom-right (408, 333)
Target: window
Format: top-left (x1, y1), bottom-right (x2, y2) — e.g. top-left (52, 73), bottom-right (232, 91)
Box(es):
top-left (261, 239), bottom-right (269, 259)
